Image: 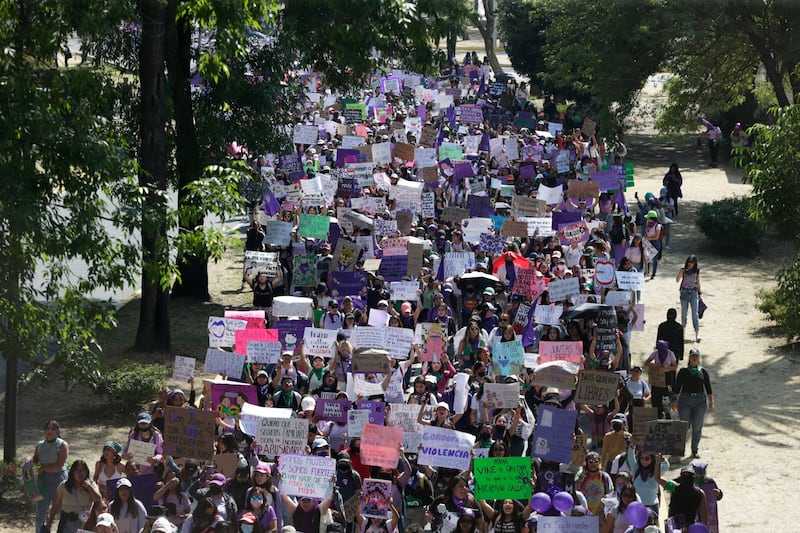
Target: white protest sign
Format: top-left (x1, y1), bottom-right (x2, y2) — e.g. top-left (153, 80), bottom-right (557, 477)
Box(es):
top-left (203, 348), bottom-right (246, 378)
top-left (604, 290), bottom-right (633, 307)
top-left (350, 326), bottom-right (387, 349)
top-left (347, 409), bottom-right (371, 437)
top-left (351, 373), bottom-right (386, 397)
top-left (238, 403), bottom-right (293, 436)
top-left (252, 417), bottom-right (309, 456)
top-left (547, 278), bottom-right (580, 302)
top-left (536, 184), bottom-right (563, 205)
top-left (386, 403), bottom-right (423, 449)
top-left (615, 271), bottom-right (645, 292)
top-left (534, 304), bottom-right (564, 326)
top-left (418, 426), bottom-right (475, 471)
top-left (371, 142), bottom-right (392, 165)
top-left (461, 218), bottom-right (494, 243)
top-left (246, 341), bottom-right (282, 364)
top-left (390, 281), bottom-right (419, 302)
top-left (272, 296), bottom-right (314, 318)
top-left (368, 309), bottom-right (389, 327)
top-left (293, 124), bottom-right (318, 146)
top-left (536, 516), bottom-right (600, 532)
top-left (415, 147), bottom-right (437, 168)
top-left (303, 327), bottom-right (338, 359)
top-left (278, 454), bottom-right (336, 500)
top-left (126, 440), bottom-right (156, 464)
top-left (207, 316), bottom-right (247, 348)
top-left (444, 252), bottom-right (476, 278)
top-left (482, 383), bottom-right (520, 409)
top-left (342, 135), bottom-right (366, 148)
top-left (385, 327), bottom-right (414, 360)
top-left (173, 356), bottom-right (195, 383)
top-left (264, 220), bottom-right (293, 247)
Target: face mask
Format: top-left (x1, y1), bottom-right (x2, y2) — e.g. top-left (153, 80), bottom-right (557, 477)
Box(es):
top-left (377, 471), bottom-right (393, 480)
top-left (241, 525), bottom-right (253, 533)
top-left (337, 464), bottom-right (350, 472)
top-left (209, 484), bottom-right (222, 495)
top-left (478, 431), bottom-right (490, 440)
top-left (615, 482), bottom-right (625, 494)
top-left (613, 424), bottom-right (623, 432)
top-left (351, 445), bottom-right (360, 453)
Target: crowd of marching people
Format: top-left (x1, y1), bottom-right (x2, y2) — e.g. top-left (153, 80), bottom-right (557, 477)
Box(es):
top-left (30, 56), bottom-right (721, 533)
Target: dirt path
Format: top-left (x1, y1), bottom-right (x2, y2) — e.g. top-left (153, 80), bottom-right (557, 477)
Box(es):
top-left (2, 135), bottom-right (798, 532)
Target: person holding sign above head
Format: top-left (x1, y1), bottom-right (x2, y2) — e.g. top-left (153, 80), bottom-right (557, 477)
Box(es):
top-left (418, 400), bottom-right (457, 430)
top-left (644, 340), bottom-right (677, 419)
top-left (672, 349), bottom-right (714, 458)
top-left (279, 493), bottom-right (334, 533)
top-left (245, 270), bottom-right (282, 317)
top-left (123, 412), bottom-right (163, 476)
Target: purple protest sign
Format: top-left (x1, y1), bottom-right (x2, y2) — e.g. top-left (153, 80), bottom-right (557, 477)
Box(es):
top-left (273, 319), bottom-right (311, 351)
top-left (531, 406), bottom-right (577, 464)
top-left (519, 165), bottom-right (537, 179)
top-left (356, 400), bottom-right (386, 426)
top-left (315, 399), bottom-right (352, 423)
top-left (467, 195), bottom-right (493, 218)
top-left (378, 256), bottom-right (408, 282)
top-left (279, 153), bottom-right (302, 174)
top-left (551, 210), bottom-right (582, 230)
top-left (459, 105), bottom-right (484, 125)
top-left (514, 111), bottom-right (535, 128)
top-left (335, 149), bottom-right (361, 168)
top-left (105, 472), bottom-right (158, 511)
top-left (590, 169), bottom-right (620, 192)
top-left (454, 162), bottom-right (474, 179)
top-left (211, 382), bottom-right (258, 412)
top-left (330, 271), bottom-right (367, 297)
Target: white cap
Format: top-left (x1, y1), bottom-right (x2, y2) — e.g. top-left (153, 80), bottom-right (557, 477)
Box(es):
top-left (300, 396), bottom-right (316, 411)
top-left (151, 517), bottom-right (177, 533)
top-left (96, 513), bottom-right (115, 528)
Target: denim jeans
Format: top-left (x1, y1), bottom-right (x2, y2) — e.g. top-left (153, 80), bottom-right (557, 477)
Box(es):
top-left (678, 393), bottom-right (708, 454)
top-left (36, 470), bottom-right (67, 530)
top-left (649, 240), bottom-right (662, 276)
top-left (680, 288), bottom-right (699, 332)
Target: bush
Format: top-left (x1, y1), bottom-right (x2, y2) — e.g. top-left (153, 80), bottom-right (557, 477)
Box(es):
top-left (696, 196), bottom-right (764, 255)
top-left (757, 251), bottom-right (800, 339)
top-left (96, 362), bottom-right (167, 417)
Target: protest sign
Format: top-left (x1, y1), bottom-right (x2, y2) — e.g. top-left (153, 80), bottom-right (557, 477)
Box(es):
top-left (417, 322), bottom-right (445, 362)
top-left (441, 207), bottom-right (470, 222)
top-left (244, 250), bottom-right (280, 277)
top-left (631, 407), bottom-right (659, 447)
top-left (491, 339), bottom-right (524, 377)
top-left (246, 341), bottom-right (281, 364)
top-left (482, 383), bottom-right (520, 409)
top-left (333, 239), bottom-right (362, 272)
top-left (361, 423), bottom-right (402, 469)
top-left (571, 433), bottom-right (589, 469)
top-left (415, 147), bottom-right (437, 168)
top-left (473, 457), bottom-right (532, 500)
top-left (274, 319), bottom-right (311, 351)
top-left (238, 402), bottom-right (292, 436)
top-left (163, 406), bottom-right (216, 461)
top-left (479, 233), bottom-right (506, 255)
top-left (615, 271), bottom-right (645, 292)
top-left (558, 220), bottom-right (590, 246)
top-left (567, 180), bottom-right (600, 199)
top-left (575, 370), bottom-right (620, 405)
top-left (272, 296), bottom-right (314, 318)
top-left (418, 426), bottom-right (475, 471)
top-left (207, 316), bottom-right (247, 348)
top-left (386, 404), bottom-right (423, 449)
top-left (173, 356), bottom-right (195, 383)
top-left (303, 327), bottom-right (338, 359)
top-left (210, 380), bottom-right (258, 414)
top-left (466, 195), bottom-right (493, 217)
top-left (213, 454), bottom-right (240, 478)
top-left (594, 306), bottom-right (619, 351)
top-left (351, 348), bottom-right (391, 373)
top-left (361, 479), bottom-right (392, 519)
top-left (264, 220), bottom-right (293, 247)
top-left (461, 217), bottom-right (494, 243)
top-left (648, 365), bottom-right (667, 388)
top-left (643, 420), bottom-right (689, 456)
top-left (392, 142), bottom-right (415, 162)
top-left (538, 341), bottom-right (584, 364)
top-left (534, 305), bottom-right (563, 326)
top-left (224, 309), bottom-right (265, 330)
top-left (589, 169), bottom-right (619, 191)
top-left (459, 105), bottom-right (484, 124)
top-left (314, 399), bottom-right (351, 423)
top-left (278, 454), bottom-right (336, 500)
top-left (350, 326), bottom-right (387, 349)
top-left (234, 328), bottom-right (279, 357)
top-left (438, 143), bottom-right (463, 161)
top-left (126, 440), bottom-right (156, 465)
top-left (532, 360), bottom-right (580, 389)
top-left (292, 253), bottom-right (318, 287)
top-left (501, 220), bottom-right (529, 237)
top-left (594, 260), bottom-right (616, 287)
top-left (532, 406), bottom-right (577, 464)
top-left (701, 482), bottom-right (720, 533)
top-left (511, 267), bottom-right (543, 298)
top-left (513, 195), bottom-right (547, 217)
top-left (520, 216), bottom-right (555, 237)
top-left (297, 213), bottom-right (330, 239)
top-left (251, 416), bottom-right (309, 456)
top-left (385, 326), bottom-right (414, 360)
top-left (203, 348), bottom-right (245, 378)
top-left (537, 184), bottom-right (563, 205)
top-left (347, 409), bottom-right (371, 438)
top-left (293, 124), bottom-right (318, 146)
top-left (444, 251), bottom-right (476, 278)
top-left (604, 290), bottom-right (632, 307)
top-left (389, 281), bottom-right (418, 302)
top-left (551, 210), bottom-right (581, 230)
top-left (547, 278), bottom-right (580, 302)
top-left (374, 218), bottom-right (398, 236)
top-left (367, 308), bottom-right (390, 327)
top-left (536, 516), bottom-right (600, 532)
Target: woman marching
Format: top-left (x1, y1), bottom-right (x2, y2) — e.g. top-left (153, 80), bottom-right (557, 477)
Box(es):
top-left (676, 255), bottom-right (702, 343)
top-left (671, 349), bottom-right (714, 459)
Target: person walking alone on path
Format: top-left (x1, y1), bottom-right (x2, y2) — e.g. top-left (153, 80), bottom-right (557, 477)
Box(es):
top-left (676, 256), bottom-right (702, 343)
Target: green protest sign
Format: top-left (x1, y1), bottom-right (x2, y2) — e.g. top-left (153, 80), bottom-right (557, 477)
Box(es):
top-left (297, 213), bottom-right (330, 239)
top-left (473, 456), bottom-right (532, 500)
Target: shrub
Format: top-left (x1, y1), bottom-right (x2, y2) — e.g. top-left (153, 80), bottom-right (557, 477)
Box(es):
top-left (696, 196), bottom-right (764, 255)
top-left (96, 362), bottom-right (167, 417)
top-left (757, 251), bottom-right (800, 340)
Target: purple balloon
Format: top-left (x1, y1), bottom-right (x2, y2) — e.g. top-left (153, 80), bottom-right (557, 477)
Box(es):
top-left (687, 525), bottom-right (710, 533)
top-left (530, 492), bottom-right (551, 513)
top-left (625, 502), bottom-right (649, 529)
top-left (552, 491), bottom-right (574, 513)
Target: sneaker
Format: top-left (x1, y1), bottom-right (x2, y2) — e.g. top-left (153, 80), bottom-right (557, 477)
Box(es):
top-left (696, 335), bottom-right (701, 343)
top-left (692, 452), bottom-right (700, 458)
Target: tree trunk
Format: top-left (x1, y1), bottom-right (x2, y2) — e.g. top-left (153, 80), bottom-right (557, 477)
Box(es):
top-left (165, 0), bottom-right (210, 301)
top-left (472, 0), bottom-right (503, 74)
top-left (135, 0), bottom-right (171, 352)
top-left (746, 30), bottom-right (791, 107)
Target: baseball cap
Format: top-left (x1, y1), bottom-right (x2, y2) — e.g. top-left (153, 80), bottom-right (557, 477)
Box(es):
top-left (689, 348), bottom-right (700, 357)
top-left (612, 413), bottom-right (627, 424)
top-left (312, 437), bottom-right (330, 450)
top-left (645, 210), bottom-right (658, 219)
top-left (116, 477), bottom-right (132, 489)
top-left (151, 517), bottom-right (176, 533)
top-left (182, 459), bottom-right (199, 476)
top-left (137, 412), bottom-right (152, 424)
top-left (239, 512), bottom-right (258, 525)
top-left (209, 473), bottom-right (227, 486)
top-left (436, 401), bottom-right (450, 410)
top-left (254, 462), bottom-right (272, 474)
top-left (96, 513), bottom-right (116, 528)
top-left (301, 396), bottom-right (317, 411)
top-left (483, 287), bottom-right (495, 295)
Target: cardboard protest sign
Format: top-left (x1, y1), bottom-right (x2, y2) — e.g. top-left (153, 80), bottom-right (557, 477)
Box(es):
top-left (245, 341), bottom-right (282, 364)
top-left (643, 420), bottom-right (689, 456)
top-left (351, 348), bottom-right (391, 373)
top-left (491, 339), bottom-right (524, 377)
top-left (547, 278), bottom-right (580, 302)
top-left (501, 220), bottom-right (529, 237)
top-left (292, 253), bottom-right (318, 287)
top-left (534, 305), bottom-right (563, 326)
top-left (213, 453), bottom-right (240, 478)
top-left (314, 399), bottom-right (351, 423)
top-left (278, 454), bottom-right (336, 500)
top-left (204, 348), bottom-right (245, 379)
top-left (173, 356), bottom-right (195, 383)
top-left (538, 341), bottom-right (584, 364)
top-left (567, 179), bottom-right (600, 199)
top-left (126, 440), bottom-right (156, 465)
top-left (303, 327), bottom-right (338, 359)
top-left (361, 423), bottom-right (402, 469)
top-left (418, 426), bottom-right (475, 471)
top-left (571, 433), bottom-right (589, 469)
top-left (575, 370), bottom-right (620, 405)
top-left (581, 118), bottom-right (597, 137)
top-left (482, 383), bottom-right (520, 409)
top-left (532, 360), bottom-right (580, 389)
top-left (163, 406), bottom-right (216, 461)
top-left (224, 309), bottom-right (265, 330)
top-left (234, 328), bottom-right (279, 357)
top-left (631, 407), bottom-right (659, 447)
top-left (473, 457), bottom-right (532, 500)
top-left (536, 516), bottom-right (600, 532)
top-left (392, 142), bottom-right (415, 162)
top-left (333, 239), bottom-right (362, 272)
top-left (207, 317), bottom-right (247, 348)
top-left (442, 207), bottom-right (471, 222)
top-left (513, 195), bottom-right (547, 217)
top-left (532, 405), bottom-right (577, 464)
top-left (648, 365), bottom-right (667, 388)
top-left (361, 479), bottom-right (392, 519)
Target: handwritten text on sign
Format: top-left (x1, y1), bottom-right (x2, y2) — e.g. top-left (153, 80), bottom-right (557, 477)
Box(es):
top-left (418, 426), bottom-right (475, 471)
top-left (575, 370), bottom-right (620, 405)
top-left (538, 341), bottom-right (584, 364)
top-left (360, 423), bottom-right (402, 469)
top-left (278, 454), bottom-right (335, 500)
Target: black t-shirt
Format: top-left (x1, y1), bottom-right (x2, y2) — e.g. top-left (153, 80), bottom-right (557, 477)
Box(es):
top-left (252, 281), bottom-right (274, 307)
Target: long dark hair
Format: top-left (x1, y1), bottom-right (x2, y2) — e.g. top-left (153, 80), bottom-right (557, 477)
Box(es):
top-left (617, 483), bottom-right (637, 512)
top-left (191, 497), bottom-right (218, 532)
top-left (65, 460), bottom-right (90, 492)
top-left (44, 420), bottom-right (62, 439)
top-left (634, 452), bottom-right (656, 482)
top-left (684, 255), bottom-right (699, 273)
top-left (110, 484), bottom-right (141, 519)
top-left (493, 499), bottom-right (524, 530)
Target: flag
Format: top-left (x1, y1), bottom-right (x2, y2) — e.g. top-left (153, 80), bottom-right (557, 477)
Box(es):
top-left (446, 105), bottom-right (456, 130)
top-left (522, 302), bottom-right (537, 347)
top-left (613, 186), bottom-right (629, 215)
top-left (262, 188), bottom-right (281, 217)
top-left (436, 119), bottom-right (446, 148)
top-left (477, 75), bottom-right (486, 96)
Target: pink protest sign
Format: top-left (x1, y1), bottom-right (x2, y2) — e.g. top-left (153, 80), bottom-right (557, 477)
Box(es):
top-left (234, 328), bottom-right (279, 356)
top-left (538, 341), bottom-right (584, 364)
top-left (360, 423), bottom-right (402, 469)
top-left (225, 310), bottom-right (266, 329)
